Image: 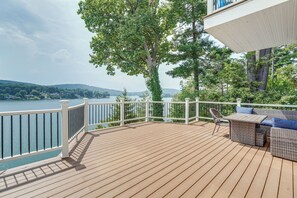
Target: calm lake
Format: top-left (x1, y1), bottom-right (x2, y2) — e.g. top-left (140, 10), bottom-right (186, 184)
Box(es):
top-left (0, 96), bottom-right (172, 171)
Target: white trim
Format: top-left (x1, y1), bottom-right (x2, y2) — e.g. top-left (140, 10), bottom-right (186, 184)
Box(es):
top-left (0, 147), bottom-right (61, 163)
top-left (68, 103), bottom-right (85, 111)
top-left (241, 103), bottom-right (297, 108)
top-left (124, 101), bottom-right (146, 104)
top-left (124, 117), bottom-right (146, 122)
top-left (0, 109), bottom-right (61, 116)
top-left (88, 102), bottom-right (119, 105)
top-left (89, 120), bottom-right (121, 126)
top-left (198, 116), bottom-right (213, 120)
top-left (149, 116), bottom-right (185, 121)
top-left (198, 101), bottom-right (297, 108)
top-left (199, 101), bottom-right (237, 105)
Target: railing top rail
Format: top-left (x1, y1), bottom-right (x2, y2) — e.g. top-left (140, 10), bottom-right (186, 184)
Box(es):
top-left (199, 101), bottom-right (297, 109)
top-left (69, 103), bottom-right (85, 111)
top-left (88, 102), bottom-right (120, 105)
top-left (150, 101), bottom-right (185, 104)
top-left (124, 101), bottom-right (146, 104)
top-left (241, 103), bottom-right (297, 108)
top-left (199, 101), bottom-right (237, 105)
top-left (0, 108), bottom-right (61, 116)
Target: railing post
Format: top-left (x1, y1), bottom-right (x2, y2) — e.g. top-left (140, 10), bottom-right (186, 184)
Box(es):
top-left (84, 98), bottom-right (89, 132)
top-left (145, 99), bottom-right (149, 122)
top-left (237, 98), bottom-right (242, 107)
top-left (207, 0), bottom-right (214, 15)
top-left (185, 98), bottom-right (190, 125)
top-left (196, 97), bottom-right (199, 122)
top-left (120, 98), bottom-right (125, 126)
top-left (60, 100), bottom-right (69, 158)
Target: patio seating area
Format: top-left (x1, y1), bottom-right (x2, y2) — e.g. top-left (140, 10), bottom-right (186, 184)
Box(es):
top-left (0, 122), bottom-right (296, 198)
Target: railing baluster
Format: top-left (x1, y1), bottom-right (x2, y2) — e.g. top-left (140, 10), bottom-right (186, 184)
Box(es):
top-left (43, 113), bottom-right (46, 150)
top-left (50, 113), bottom-right (53, 148)
top-left (11, 115), bottom-right (13, 157)
top-left (28, 114), bottom-right (30, 153)
top-left (36, 114), bottom-right (38, 152)
top-left (57, 112), bottom-right (59, 146)
top-left (1, 116), bottom-right (3, 159)
top-left (20, 115), bottom-right (22, 155)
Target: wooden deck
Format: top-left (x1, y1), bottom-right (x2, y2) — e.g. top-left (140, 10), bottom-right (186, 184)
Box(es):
top-left (0, 122), bottom-right (296, 198)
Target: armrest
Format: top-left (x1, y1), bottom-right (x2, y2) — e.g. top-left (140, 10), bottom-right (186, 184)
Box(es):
top-left (271, 127), bottom-right (297, 140)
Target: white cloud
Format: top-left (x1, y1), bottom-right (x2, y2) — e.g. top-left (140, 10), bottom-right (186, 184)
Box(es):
top-left (0, 0), bottom-right (181, 92)
top-left (52, 49), bottom-right (72, 63)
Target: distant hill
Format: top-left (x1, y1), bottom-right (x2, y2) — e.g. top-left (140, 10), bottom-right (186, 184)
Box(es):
top-left (51, 84), bottom-right (123, 96)
top-left (0, 80), bottom-right (35, 85)
top-left (0, 80), bottom-right (180, 97)
top-left (128, 88), bottom-right (180, 97)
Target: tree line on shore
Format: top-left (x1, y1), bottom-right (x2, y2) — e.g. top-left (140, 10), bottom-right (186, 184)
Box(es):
top-left (0, 84), bottom-right (110, 100)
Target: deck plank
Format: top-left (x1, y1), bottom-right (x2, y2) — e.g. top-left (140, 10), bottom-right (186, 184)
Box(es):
top-left (229, 145), bottom-right (267, 198)
top-left (197, 145), bottom-right (256, 198)
top-left (245, 149), bottom-right (273, 198)
top-left (0, 122), bottom-right (294, 198)
top-left (262, 157), bottom-right (283, 198)
top-left (278, 159), bottom-right (293, 198)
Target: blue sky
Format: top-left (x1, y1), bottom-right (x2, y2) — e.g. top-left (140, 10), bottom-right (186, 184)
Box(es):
top-left (0, 0), bottom-right (182, 92)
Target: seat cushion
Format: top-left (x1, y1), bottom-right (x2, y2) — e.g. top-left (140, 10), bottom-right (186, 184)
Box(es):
top-left (272, 118), bottom-right (297, 130)
top-left (236, 106), bottom-right (253, 114)
top-left (261, 119), bottom-right (273, 126)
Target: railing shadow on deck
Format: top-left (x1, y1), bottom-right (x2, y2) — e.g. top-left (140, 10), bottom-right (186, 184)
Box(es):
top-left (0, 131), bottom-right (94, 193)
top-left (0, 122), bottom-right (154, 193)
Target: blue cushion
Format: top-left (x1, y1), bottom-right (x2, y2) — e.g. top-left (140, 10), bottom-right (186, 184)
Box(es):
top-left (236, 106), bottom-right (253, 114)
top-left (272, 118), bottom-right (297, 130)
top-left (261, 119), bottom-right (273, 126)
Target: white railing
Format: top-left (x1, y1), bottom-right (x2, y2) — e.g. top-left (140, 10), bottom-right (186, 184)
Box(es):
top-left (0, 100), bottom-right (87, 163)
top-left (1, 97), bottom-right (297, 165)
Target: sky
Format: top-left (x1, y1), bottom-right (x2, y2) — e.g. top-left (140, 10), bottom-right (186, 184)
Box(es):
top-left (0, 0), bottom-right (182, 92)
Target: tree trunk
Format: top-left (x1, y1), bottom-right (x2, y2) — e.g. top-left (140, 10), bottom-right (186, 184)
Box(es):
top-left (193, 62), bottom-right (199, 92)
top-left (146, 66), bottom-right (163, 117)
top-left (257, 48), bottom-right (272, 90)
top-left (246, 48), bottom-right (272, 91)
top-left (191, 4), bottom-right (200, 93)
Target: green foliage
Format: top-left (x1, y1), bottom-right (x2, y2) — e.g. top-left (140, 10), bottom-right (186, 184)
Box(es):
top-left (173, 43), bottom-right (297, 105)
top-left (78, 0), bottom-right (176, 114)
top-left (0, 84), bottom-right (110, 100)
top-left (97, 89), bottom-right (144, 129)
top-left (166, 0), bottom-right (214, 92)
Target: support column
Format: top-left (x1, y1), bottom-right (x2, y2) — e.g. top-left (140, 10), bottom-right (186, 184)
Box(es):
top-left (196, 97), bottom-right (199, 122)
top-left (185, 98), bottom-right (190, 125)
top-left (120, 99), bottom-right (125, 126)
top-left (84, 98), bottom-right (89, 133)
top-left (60, 100), bottom-right (69, 158)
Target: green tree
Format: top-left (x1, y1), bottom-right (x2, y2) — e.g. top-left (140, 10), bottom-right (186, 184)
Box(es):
top-left (166, 0), bottom-right (212, 94)
top-left (78, 0), bottom-right (175, 117)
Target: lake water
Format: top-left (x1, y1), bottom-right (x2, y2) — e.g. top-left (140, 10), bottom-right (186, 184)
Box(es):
top-left (0, 96), bottom-right (172, 171)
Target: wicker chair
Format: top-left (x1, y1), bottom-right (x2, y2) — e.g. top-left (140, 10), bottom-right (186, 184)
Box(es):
top-left (209, 108), bottom-right (229, 135)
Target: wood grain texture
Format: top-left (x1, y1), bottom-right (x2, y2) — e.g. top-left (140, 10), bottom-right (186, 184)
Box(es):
top-left (0, 122), bottom-right (294, 198)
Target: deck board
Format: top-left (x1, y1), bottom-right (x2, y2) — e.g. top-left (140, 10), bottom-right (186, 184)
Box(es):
top-left (0, 122), bottom-right (295, 198)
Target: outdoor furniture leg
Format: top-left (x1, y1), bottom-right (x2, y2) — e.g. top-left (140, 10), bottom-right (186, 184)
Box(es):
top-left (216, 124), bottom-right (221, 134)
top-left (229, 121), bottom-right (231, 139)
top-left (212, 124), bottom-right (217, 135)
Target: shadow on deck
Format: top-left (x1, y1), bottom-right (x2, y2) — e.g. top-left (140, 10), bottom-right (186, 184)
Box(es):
top-left (0, 122), bottom-right (294, 198)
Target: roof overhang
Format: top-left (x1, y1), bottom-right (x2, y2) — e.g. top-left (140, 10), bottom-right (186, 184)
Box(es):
top-left (204, 0), bottom-right (297, 52)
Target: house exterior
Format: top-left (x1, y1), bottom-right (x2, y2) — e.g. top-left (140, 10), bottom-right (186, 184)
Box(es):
top-left (204, 0), bottom-right (297, 52)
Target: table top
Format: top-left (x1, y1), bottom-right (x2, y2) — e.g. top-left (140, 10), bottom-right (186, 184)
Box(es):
top-left (224, 113), bottom-right (267, 124)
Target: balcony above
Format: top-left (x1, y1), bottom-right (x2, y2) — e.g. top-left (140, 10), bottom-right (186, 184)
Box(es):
top-left (204, 0), bottom-right (297, 52)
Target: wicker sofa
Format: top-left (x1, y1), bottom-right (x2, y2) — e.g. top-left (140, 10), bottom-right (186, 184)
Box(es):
top-left (253, 108), bottom-right (297, 161)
